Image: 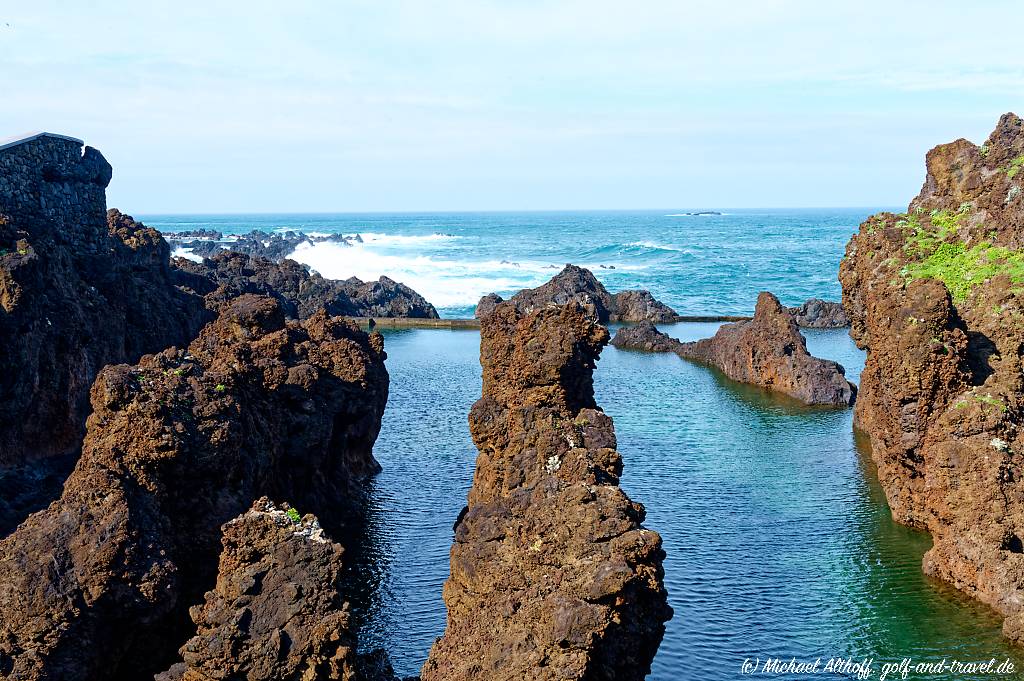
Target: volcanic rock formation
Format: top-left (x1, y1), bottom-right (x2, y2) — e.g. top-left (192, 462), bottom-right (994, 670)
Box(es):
top-left (0, 136), bottom-right (211, 533)
top-left (609, 320), bottom-right (682, 353)
top-left (840, 113), bottom-right (1024, 641)
top-left (787, 298), bottom-right (850, 328)
top-left (474, 264), bottom-right (677, 323)
top-left (157, 498), bottom-right (397, 681)
top-left (166, 229), bottom-right (363, 263)
top-left (0, 295), bottom-right (388, 680)
top-left (611, 293), bottom-right (856, 406)
top-left (172, 251), bottom-right (439, 320)
top-left (421, 301), bottom-right (672, 681)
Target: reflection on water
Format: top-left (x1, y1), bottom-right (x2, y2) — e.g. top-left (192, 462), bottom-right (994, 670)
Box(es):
top-left (348, 325), bottom-right (1024, 679)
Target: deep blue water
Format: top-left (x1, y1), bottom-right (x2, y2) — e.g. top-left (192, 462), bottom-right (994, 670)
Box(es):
top-left (141, 210), bottom-right (1024, 678)
top-left (142, 209), bottom-right (885, 318)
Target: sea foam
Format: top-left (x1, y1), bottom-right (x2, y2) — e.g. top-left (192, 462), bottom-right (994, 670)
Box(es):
top-left (287, 240), bottom-right (556, 309)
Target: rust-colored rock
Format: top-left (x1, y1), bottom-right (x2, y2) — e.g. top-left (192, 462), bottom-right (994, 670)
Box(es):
top-left (474, 264), bottom-right (677, 323)
top-left (157, 498), bottom-right (396, 681)
top-left (421, 301), bottom-right (671, 681)
top-left (675, 292), bottom-right (856, 405)
top-left (612, 294), bottom-right (856, 406)
top-left (840, 113), bottom-right (1024, 641)
top-left (0, 295), bottom-right (388, 680)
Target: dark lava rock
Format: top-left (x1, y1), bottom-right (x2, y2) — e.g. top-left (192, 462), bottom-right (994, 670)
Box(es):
top-left (172, 251), bottom-right (439, 320)
top-left (0, 179), bottom-right (211, 533)
top-left (0, 295), bottom-right (388, 680)
top-left (612, 289), bottom-right (678, 323)
top-left (474, 264), bottom-right (676, 323)
top-left (157, 498), bottom-right (397, 681)
top-left (840, 112), bottom-right (1024, 641)
top-left (341, 274), bottom-right (439, 319)
top-left (422, 301), bottom-right (671, 681)
top-left (787, 298), bottom-right (850, 328)
top-left (610, 321), bottom-right (682, 353)
top-left (165, 229), bottom-right (364, 263)
top-left (473, 292), bottom-right (504, 319)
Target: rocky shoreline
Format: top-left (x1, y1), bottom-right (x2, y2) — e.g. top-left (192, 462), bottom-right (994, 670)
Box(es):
top-left (840, 113), bottom-right (1024, 642)
top-left (0, 136), bottom-right (676, 679)
top-left (5, 114), bottom-right (1016, 680)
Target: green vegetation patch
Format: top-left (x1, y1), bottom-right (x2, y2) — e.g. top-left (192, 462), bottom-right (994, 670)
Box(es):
top-left (905, 241), bottom-right (1024, 302)
top-left (286, 507), bottom-right (301, 524)
top-left (954, 392), bottom-right (1007, 413)
top-left (899, 204), bottom-right (1024, 302)
top-left (1007, 155), bottom-right (1024, 180)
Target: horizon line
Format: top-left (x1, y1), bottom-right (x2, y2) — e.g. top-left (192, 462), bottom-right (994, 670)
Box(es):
top-left (132, 205), bottom-right (905, 217)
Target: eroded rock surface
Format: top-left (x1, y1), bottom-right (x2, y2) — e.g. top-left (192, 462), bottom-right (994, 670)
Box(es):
top-left (157, 498), bottom-right (397, 681)
top-left (787, 298), bottom-right (850, 328)
top-left (173, 251), bottom-right (439, 319)
top-left (422, 301), bottom-right (671, 681)
top-left (474, 264), bottom-right (677, 323)
top-left (0, 139), bottom-right (210, 533)
top-left (840, 113), bottom-right (1024, 641)
top-left (0, 295), bottom-right (388, 680)
top-left (612, 293), bottom-right (856, 406)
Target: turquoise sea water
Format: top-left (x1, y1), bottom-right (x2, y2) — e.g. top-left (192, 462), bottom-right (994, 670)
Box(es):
top-left (141, 210), bottom-right (1024, 678)
top-left (350, 326), bottom-right (1023, 680)
top-left (143, 209), bottom-right (882, 318)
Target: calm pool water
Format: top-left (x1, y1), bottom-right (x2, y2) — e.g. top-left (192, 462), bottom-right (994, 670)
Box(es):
top-left (346, 324), bottom-right (1024, 679)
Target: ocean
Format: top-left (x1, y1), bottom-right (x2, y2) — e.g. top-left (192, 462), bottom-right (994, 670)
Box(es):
top-left (141, 210), bottom-right (1023, 679)
top-left (144, 209), bottom-right (880, 318)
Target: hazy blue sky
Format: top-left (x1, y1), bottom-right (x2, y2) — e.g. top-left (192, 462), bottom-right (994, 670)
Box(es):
top-left (1, 1), bottom-right (1022, 212)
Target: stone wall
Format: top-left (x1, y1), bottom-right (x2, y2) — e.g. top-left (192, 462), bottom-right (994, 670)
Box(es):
top-left (0, 132), bottom-right (112, 247)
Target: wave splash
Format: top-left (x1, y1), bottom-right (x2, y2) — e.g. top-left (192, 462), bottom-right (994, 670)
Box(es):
top-left (288, 240), bottom-right (556, 309)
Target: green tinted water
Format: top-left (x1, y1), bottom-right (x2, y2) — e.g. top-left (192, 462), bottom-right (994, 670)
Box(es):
top-left (347, 324), bottom-right (1024, 679)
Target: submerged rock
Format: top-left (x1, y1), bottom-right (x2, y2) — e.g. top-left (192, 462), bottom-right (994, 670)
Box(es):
top-left (422, 301), bottom-right (672, 681)
top-left (612, 293), bottom-right (856, 406)
top-left (474, 264), bottom-right (677, 323)
top-left (0, 295), bottom-right (388, 680)
top-left (787, 298), bottom-right (850, 328)
top-left (157, 498), bottom-right (397, 681)
top-left (840, 112), bottom-right (1024, 641)
top-left (173, 251), bottom-right (440, 319)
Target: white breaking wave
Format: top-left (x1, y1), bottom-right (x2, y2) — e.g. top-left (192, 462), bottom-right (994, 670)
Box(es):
top-left (288, 240), bottom-right (553, 308)
top-left (171, 247), bottom-right (203, 263)
top-left (627, 240), bottom-right (691, 253)
top-left (358, 232), bottom-right (463, 246)
top-left (286, 233), bottom-right (645, 310)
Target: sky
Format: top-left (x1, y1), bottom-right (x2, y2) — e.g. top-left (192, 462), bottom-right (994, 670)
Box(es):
top-left (0, 1), bottom-right (1022, 213)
